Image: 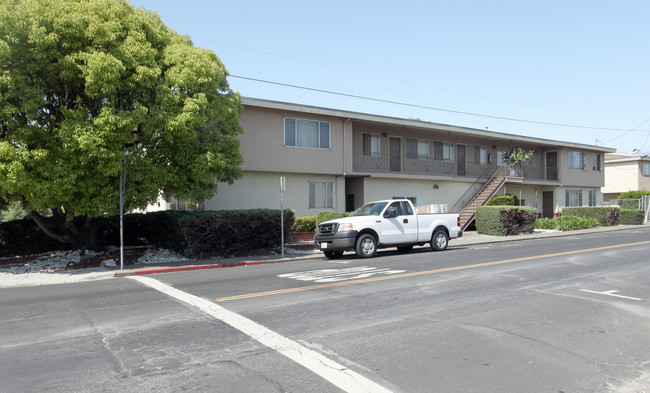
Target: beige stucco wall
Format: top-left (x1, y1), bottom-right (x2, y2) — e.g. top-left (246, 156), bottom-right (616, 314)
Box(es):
top-left (238, 106), bottom-right (346, 175)
top-left (204, 171), bottom-right (345, 216)
top-left (558, 148), bottom-right (605, 187)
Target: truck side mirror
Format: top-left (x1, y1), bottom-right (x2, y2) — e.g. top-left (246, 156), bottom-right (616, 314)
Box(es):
top-left (384, 207), bottom-right (397, 218)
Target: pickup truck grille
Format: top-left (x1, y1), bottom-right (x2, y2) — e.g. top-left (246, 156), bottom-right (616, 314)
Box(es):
top-left (318, 223), bottom-right (337, 235)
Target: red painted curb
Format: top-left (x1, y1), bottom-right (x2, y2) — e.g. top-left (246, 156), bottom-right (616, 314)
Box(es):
top-left (133, 260), bottom-right (263, 275)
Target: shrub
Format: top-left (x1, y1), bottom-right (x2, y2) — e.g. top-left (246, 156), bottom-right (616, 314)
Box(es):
top-left (292, 216), bottom-right (318, 232)
top-left (620, 209), bottom-right (645, 225)
top-left (533, 216), bottom-right (599, 231)
top-left (618, 190), bottom-right (650, 199)
top-left (316, 211), bottom-right (350, 224)
top-left (500, 208), bottom-right (538, 235)
top-left (562, 207), bottom-right (620, 226)
top-left (486, 194), bottom-right (520, 206)
top-left (476, 206), bottom-right (537, 236)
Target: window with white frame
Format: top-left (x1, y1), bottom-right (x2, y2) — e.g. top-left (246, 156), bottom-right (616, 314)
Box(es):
top-left (642, 162), bottom-right (650, 176)
top-left (569, 151), bottom-right (586, 170)
top-left (406, 138), bottom-right (429, 160)
top-left (588, 190), bottom-right (597, 206)
top-left (474, 146), bottom-right (487, 165)
top-left (309, 181), bottom-right (334, 209)
top-left (362, 133), bottom-right (380, 157)
top-left (565, 189), bottom-right (583, 207)
top-left (433, 141), bottom-right (454, 161)
top-left (284, 117), bottom-right (330, 149)
top-left (592, 154), bottom-right (601, 171)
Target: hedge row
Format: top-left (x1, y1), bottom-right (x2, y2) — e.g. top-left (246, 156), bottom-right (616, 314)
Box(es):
top-left (620, 209), bottom-right (645, 225)
top-left (561, 207), bottom-right (620, 226)
top-left (475, 206), bottom-right (538, 236)
top-left (0, 209), bottom-right (294, 258)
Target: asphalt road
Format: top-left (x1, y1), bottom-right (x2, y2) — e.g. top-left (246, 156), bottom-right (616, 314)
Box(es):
top-left (2, 227), bottom-right (650, 393)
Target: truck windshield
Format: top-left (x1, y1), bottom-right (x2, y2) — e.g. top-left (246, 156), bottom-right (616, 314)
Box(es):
top-left (350, 202), bottom-right (388, 216)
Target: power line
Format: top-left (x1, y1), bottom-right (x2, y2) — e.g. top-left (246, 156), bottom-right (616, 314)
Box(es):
top-left (230, 75), bottom-right (650, 133)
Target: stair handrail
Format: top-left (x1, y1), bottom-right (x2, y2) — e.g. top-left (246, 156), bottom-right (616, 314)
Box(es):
top-left (450, 164), bottom-right (504, 213)
top-left (459, 164), bottom-right (508, 230)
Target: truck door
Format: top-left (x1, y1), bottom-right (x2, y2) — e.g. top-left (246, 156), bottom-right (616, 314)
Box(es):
top-left (379, 201), bottom-right (418, 245)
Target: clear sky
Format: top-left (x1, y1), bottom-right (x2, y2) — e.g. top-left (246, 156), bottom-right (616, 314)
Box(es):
top-left (133, 0), bottom-right (650, 155)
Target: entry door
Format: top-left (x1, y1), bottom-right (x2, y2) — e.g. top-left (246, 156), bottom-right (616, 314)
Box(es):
top-left (546, 152), bottom-right (558, 180)
top-left (543, 191), bottom-right (554, 218)
top-left (390, 137), bottom-right (401, 172)
top-left (457, 144), bottom-right (466, 176)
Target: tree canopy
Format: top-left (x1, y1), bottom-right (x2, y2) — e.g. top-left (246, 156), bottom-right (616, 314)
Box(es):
top-left (0, 0), bottom-right (243, 248)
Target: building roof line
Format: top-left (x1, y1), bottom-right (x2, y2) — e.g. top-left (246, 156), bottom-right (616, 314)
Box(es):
top-left (242, 97), bottom-right (617, 153)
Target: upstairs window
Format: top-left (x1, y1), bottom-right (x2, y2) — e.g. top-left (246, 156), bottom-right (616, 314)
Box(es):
top-left (434, 141), bottom-right (454, 161)
top-left (406, 138), bottom-right (429, 160)
top-left (363, 133), bottom-right (380, 157)
top-left (569, 151), bottom-right (586, 170)
top-left (642, 162), bottom-right (650, 176)
top-left (474, 146), bottom-right (487, 165)
top-left (593, 154), bottom-right (602, 171)
top-left (284, 118), bottom-right (330, 149)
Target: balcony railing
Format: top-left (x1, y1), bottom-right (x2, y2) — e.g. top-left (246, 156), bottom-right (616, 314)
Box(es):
top-left (352, 151), bottom-right (548, 180)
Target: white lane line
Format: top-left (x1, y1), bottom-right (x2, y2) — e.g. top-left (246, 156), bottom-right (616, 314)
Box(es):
top-left (580, 289), bottom-right (642, 301)
top-left (128, 276), bottom-right (393, 393)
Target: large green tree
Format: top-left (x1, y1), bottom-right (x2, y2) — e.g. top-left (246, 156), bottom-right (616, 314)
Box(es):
top-left (0, 0), bottom-right (243, 249)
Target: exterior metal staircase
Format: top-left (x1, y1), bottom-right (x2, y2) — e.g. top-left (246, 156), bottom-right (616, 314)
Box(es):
top-left (458, 164), bottom-right (507, 230)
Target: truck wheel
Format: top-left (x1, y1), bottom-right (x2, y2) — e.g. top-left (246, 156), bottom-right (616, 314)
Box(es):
top-left (355, 234), bottom-right (377, 258)
top-left (431, 229), bottom-right (448, 251)
top-left (396, 245), bottom-right (413, 253)
top-left (323, 251), bottom-right (343, 259)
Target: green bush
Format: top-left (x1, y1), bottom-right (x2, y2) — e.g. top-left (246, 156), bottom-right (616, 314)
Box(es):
top-left (292, 216), bottom-right (318, 232)
top-left (618, 190), bottom-right (650, 199)
top-left (316, 211), bottom-right (350, 224)
top-left (562, 207), bottom-right (620, 226)
top-left (620, 209), bottom-right (645, 225)
top-left (475, 206), bottom-right (537, 236)
top-left (533, 215), bottom-right (599, 231)
top-left (486, 194), bottom-right (520, 206)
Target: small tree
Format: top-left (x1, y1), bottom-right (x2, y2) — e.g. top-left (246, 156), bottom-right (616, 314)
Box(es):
top-left (504, 148), bottom-right (534, 168)
top-left (0, 0), bottom-right (243, 250)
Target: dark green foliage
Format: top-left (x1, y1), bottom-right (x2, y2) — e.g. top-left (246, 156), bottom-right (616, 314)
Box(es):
top-left (533, 216), bottom-right (599, 231)
top-left (0, 218), bottom-right (73, 257)
top-left (1, 209), bottom-right (294, 258)
top-left (476, 206), bottom-right (537, 236)
top-left (619, 209), bottom-right (645, 225)
top-left (562, 207), bottom-right (620, 226)
top-left (486, 194), bottom-right (520, 206)
top-left (180, 209), bottom-right (294, 258)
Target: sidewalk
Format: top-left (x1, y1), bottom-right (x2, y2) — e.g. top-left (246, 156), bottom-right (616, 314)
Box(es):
top-left (0, 224), bottom-right (644, 288)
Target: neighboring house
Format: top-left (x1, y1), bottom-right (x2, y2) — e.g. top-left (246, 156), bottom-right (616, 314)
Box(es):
top-left (602, 154), bottom-right (650, 201)
top-left (168, 98), bottom-right (615, 225)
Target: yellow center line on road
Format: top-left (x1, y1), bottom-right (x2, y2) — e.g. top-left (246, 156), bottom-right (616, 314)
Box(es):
top-left (216, 240), bottom-right (650, 302)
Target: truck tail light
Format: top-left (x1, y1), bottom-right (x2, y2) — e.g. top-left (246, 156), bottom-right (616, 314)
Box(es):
top-left (457, 216), bottom-right (461, 227)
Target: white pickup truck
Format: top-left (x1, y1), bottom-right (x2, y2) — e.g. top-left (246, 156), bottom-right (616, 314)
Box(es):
top-left (314, 199), bottom-right (462, 259)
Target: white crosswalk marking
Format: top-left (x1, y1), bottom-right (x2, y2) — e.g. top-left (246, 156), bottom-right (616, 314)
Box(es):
top-left (278, 266), bottom-right (406, 283)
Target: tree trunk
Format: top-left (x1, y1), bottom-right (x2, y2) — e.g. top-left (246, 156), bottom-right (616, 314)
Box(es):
top-left (29, 210), bottom-right (106, 251)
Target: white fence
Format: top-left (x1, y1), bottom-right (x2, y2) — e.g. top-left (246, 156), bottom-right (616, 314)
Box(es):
top-left (605, 196), bottom-right (650, 224)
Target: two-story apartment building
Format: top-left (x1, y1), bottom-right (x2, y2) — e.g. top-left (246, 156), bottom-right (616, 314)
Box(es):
top-left (186, 98), bottom-right (614, 221)
top-left (602, 154), bottom-right (650, 200)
